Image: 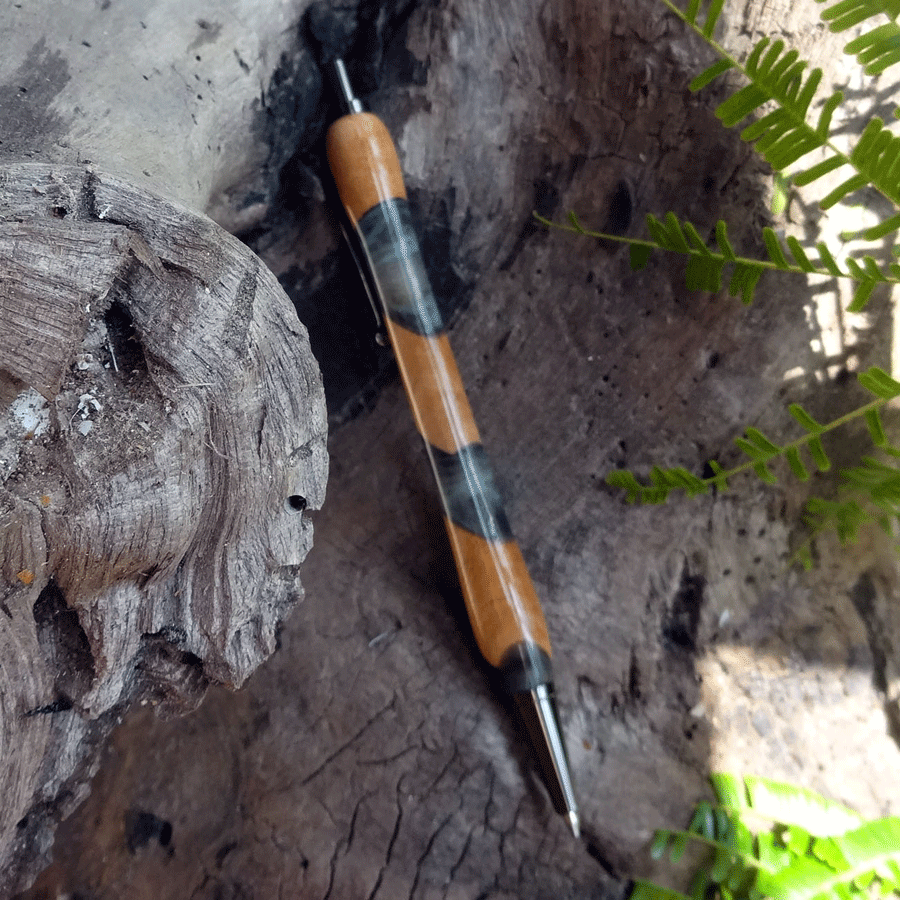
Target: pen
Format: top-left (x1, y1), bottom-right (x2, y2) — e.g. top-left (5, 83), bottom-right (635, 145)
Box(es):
top-left (323, 58), bottom-right (580, 838)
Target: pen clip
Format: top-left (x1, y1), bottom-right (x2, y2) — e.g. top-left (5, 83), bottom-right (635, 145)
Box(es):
top-left (336, 213), bottom-right (388, 346)
top-left (321, 164), bottom-right (389, 347)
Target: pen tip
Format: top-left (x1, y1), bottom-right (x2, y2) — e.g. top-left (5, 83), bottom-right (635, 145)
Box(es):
top-left (567, 809), bottom-right (581, 840)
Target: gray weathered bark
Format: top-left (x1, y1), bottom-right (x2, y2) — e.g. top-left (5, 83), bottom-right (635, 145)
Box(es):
top-left (0, 163), bottom-right (327, 894)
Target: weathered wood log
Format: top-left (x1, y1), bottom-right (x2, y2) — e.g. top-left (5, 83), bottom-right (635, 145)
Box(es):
top-left (0, 162), bottom-right (327, 894)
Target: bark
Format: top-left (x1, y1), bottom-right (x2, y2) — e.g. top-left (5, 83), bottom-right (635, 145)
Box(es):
top-left (0, 163), bottom-right (327, 894)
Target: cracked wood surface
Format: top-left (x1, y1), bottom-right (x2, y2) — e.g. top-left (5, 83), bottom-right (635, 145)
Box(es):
top-left (9, 0), bottom-right (900, 896)
top-left (0, 163), bottom-right (327, 895)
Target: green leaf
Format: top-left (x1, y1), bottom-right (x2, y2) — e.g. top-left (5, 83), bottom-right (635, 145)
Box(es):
top-left (710, 846), bottom-right (736, 882)
top-left (729, 261), bottom-right (765, 304)
top-left (691, 58), bottom-right (734, 91)
top-left (684, 0), bottom-right (702, 22)
top-left (844, 22), bottom-right (900, 75)
top-left (786, 236), bottom-right (815, 271)
top-left (651, 831), bottom-right (672, 859)
top-left (566, 210), bottom-right (585, 231)
top-left (820, 0), bottom-right (900, 33)
top-left (683, 221), bottom-right (711, 253)
top-left (808, 436), bottom-right (832, 472)
top-left (820, 173), bottom-right (868, 209)
top-left (671, 831), bottom-right (690, 863)
top-left (759, 830), bottom-right (798, 872)
top-left (606, 470), bottom-right (647, 503)
top-left (794, 154), bottom-right (846, 187)
top-left (795, 543), bottom-right (814, 571)
top-left (811, 835), bottom-right (849, 870)
top-left (862, 212), bottom-right (900, 241)
top-left (815, 242), bottom-right (843, 276)
top-left (631, 243), bottom-right (654, 270)
top-left (702, 0), bottom-right (727, 37)
top-left (743, 776), bottom-right (864, 836)
top-left (707, 459), bottom-right (730, 491)
top-left (712, 773), bottom-right (749, 810)
top-left (689, 868), bottom-right (713, 900)
top-left (716, 220), bottom-right (737, 261)
top-left (743, 107), bottom-right (791, 144)
top-left (787, 447), bottom-right (810, 481)
top-left (848, 278), bottom-right (878, 312)
top-left (746, 426), bottom-right (782, 455)
top-left (757, 854), bottom-right (840, 900)
top-left (667, 467), bottom-right (709, 496)
top-left (763, 228), bottom-right (791, 268)
top-left (647, 213), bottom-right (673, 249)
top-left (784, 825), bottom-right (813, 855)
top-left (760, 818), bottom-right (900, 900)
top-left (718, 83), bottom-right (770, 129)
top-left (789, 404), bottom-right (824, 433)
top-left (630, 880), bottom-right (693, 900)
top-left (865, 408), bottom-right (889, 447)
top-left (664, 212), bottom-right (691, 252)
top-left (859, 367), bottom-right (900, 400)
top-left (816, 92), bottom-right (844, 139)
top-left (690, 801), bottom-right (718, 840)
top-left (686, 254), bottom-right (727, 292)
top-left (754, 461), bottom-right (779, 484)
top-left (736, 437), bottom-right (765, 460)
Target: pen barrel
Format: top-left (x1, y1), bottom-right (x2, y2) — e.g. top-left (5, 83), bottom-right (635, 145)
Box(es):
top-left (327, 113), bottom-right (553, 674)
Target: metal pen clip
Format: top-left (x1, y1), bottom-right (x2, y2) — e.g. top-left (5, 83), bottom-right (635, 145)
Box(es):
top-left (337, 214), bottom-right (388, 346)
top-left (321, 168), bottom-right (388, 346)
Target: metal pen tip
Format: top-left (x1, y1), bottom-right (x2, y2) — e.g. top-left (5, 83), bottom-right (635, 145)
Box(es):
top-left (330, 57), bottom-right (364, 115)
top-left (513, 682), bottom-right (579, 837)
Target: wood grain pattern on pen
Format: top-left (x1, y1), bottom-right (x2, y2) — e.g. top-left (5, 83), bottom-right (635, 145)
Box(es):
top-left (326, 111), bottom-right (553, 668)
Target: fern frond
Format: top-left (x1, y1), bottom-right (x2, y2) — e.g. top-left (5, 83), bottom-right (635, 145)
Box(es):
top-left (848, 117), bottom-right (900, 206)
top-left (538, 210), bottom-right (900, 310)
top-left (714, 775), bottom-right (866, 836)
top-left (819, 0), bottom-right (900, 32)
top-left (682, 0), bottom-right (729, 37)
top-left (717, 37), bottom-right (831, 170)
top-left (630, 881), bottom-right (692, 900)
top-left (756, 818), bottom-right (900, 900)
top-left (606, 372), bottom-right (893, 504)
top-left (635, 776), bottom-right (898, 900)
top-left (858, 365), bottom-right (900, 399)
top-left (845, 22), bottom-right (900, 75)
top-left (664, 0), bottom-right (900, 233)
top-left (865, 407), bottom-right (889, 445)
top-left (819, 0), bottom-right (900, 75)
top-left (660, 2), bottom-right (836, 172)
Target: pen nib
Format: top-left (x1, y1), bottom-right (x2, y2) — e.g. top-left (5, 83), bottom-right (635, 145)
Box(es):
top-left (513, 683), bottom-right (580, 838)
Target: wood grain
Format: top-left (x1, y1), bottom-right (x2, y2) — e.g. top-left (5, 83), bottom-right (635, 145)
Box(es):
top-left (326, 112), bottom-right (407, 221)
top-left (0, 162), bottom-right (327, 894)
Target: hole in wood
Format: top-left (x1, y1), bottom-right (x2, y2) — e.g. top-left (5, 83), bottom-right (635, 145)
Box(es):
top-left (103, 299), bottom-right (146, 381)
top-left (32, 579), bottom-right (95, 702)
top-left (287, 495), bottom-right (307, 512)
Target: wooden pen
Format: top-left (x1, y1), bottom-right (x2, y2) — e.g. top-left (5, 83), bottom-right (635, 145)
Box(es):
top-left (324, 58), bottom-right (579, 837)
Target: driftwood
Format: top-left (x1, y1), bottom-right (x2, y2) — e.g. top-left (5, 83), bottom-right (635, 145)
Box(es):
top-left (0, 163), bottom-right (327, 893)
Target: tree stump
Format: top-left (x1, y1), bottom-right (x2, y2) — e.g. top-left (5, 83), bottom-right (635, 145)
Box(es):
top-left (0, 163), bottom-right (327, 894)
